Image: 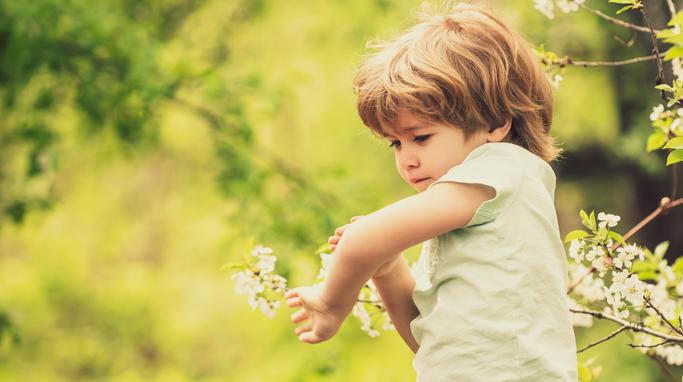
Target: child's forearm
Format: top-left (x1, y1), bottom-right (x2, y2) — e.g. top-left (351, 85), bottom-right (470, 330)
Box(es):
top-left (319, 223), bottom-right (400, 318)
top-left (372, 255), bottom-right (420, 354)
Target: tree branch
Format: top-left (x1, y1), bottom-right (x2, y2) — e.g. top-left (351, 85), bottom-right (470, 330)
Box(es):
top-left (577, 326), bottom-right (628, 353)
top-left (570, 308), bottom-right (683, 342)
top-left (644, 296), bottom-right (683, 336)
top-left (639, 5), bottom-right (665, 86)
top-left (563, 53), bottom-right (666, 68)
top-left (666, 0), bottom-right (677, 18)
top-left (579, 3), bottom-right (660, 34)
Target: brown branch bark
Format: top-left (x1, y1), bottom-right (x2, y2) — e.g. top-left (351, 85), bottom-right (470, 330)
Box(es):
top-left (579, 3), bottom-right (660, 34)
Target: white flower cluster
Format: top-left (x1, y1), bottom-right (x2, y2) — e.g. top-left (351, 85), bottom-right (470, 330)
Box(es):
top-left (230, 245), bottom-right (287, 318)
top-left (650, 104), bottom-right (683, 135)
top-left (230, 244), bottom-right (398, 337)
top-left (566, 210), bottom-right (683, 366)
top-left (352, 278), bottom-right (394, 337)
top-left (631, 272), bottom-right (683, 364)
top-left (534, 0), bottom-right (585, 19)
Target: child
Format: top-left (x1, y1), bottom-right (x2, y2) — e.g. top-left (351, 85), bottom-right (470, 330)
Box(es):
top-left (284, 2), bottom-right (578, 381)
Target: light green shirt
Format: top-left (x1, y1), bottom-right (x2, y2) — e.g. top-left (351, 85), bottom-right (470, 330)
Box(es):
top-left (410, 142), bottom-right (578, 382)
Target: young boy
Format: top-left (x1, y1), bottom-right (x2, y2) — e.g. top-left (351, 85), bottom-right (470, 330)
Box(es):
top-left (285, 3), bottom-right (578, 381)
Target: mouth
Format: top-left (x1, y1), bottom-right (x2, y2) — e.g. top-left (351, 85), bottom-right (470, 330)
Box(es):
top-left (411, 177), bottom-right (431, 184)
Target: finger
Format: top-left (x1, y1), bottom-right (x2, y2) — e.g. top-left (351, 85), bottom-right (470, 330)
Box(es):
top-left (350, 216), bottom-right (363, 222)
top-left (335, 224), bottom-right (348, 235)
top-left (329, 244), bottom-right (336, 251)
top-left (286, 297), bottom-right (302, 308)
top-left (284, 289), bottom-right (299, 299)
top-left (299, 331), bottom-right (323, 344)
top-left (290, 309), bottom-right (309, 324)
top-left (295, 322), bottom-right (312, 336)
top-left (327, 235), bottom-right (340, 244)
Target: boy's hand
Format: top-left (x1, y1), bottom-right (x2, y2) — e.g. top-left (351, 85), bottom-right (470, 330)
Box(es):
top-left (327, 215), bottom-right (363, 252)
top-left (285, 284), bottom-right (348, 344)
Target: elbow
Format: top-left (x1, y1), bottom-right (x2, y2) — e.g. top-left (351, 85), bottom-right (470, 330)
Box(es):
top-left (334, 224), bottom-right (377, 268)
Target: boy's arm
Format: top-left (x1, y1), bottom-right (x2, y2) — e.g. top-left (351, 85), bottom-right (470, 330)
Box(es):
top-left (318, 181), bottom-right (495, 324)
top-left (372, 255), bottom-right (420, 354)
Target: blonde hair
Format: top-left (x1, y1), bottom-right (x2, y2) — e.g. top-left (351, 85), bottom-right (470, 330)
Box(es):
top-left (353, 2), bottom-right (562, 162)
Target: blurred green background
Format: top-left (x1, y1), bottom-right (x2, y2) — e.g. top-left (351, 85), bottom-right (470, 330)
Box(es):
top-left (0, 0), bottom-right (681, 381)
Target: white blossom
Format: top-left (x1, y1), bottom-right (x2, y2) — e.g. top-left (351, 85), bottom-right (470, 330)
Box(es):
top-left (317, 252), bottom-right (333, 280)
top-left (556, 0), bottom-right (585, 13)
top-left (657, 345), bottom-right (683, 365)
top-left (623, 274), bottom-right (646, 306)
top-left (614, 245), bottom-right (640, 269)
top-left (256, 255), bottom-right (277, 273)
top-left (534, 0), bottom-right (554, 19)
top-left (673, 58), bottom-right (683, 81)
top-left (568, 239), bottom-right (582, 261)
top-left (352, 301), bottom-right (379, 337)
top-left (567, 296), bottom-right (593, 327)
top-left (591, 257), bottom-right (609, 277)
top-left (651, 104), bottom-right (665, 121)
top-left (251, 244), bottom-right (273, 257)
top-left (597, 212), bottom-right (620, 229)
top-left (671, 118), bottom-right (683, 134)
top-left (232, 270), bottom-right (264, 296)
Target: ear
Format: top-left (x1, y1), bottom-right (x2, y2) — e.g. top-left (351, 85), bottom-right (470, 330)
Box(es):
top-left (486, 118), bottom-right (512, 142)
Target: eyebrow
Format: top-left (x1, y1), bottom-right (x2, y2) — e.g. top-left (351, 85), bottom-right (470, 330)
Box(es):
top-left (381, 126), bottom-right (426, 138)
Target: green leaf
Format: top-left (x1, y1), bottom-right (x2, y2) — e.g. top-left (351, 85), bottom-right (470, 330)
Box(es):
top-left (607, 231), bottom-right (626, 246)
top-left (632, 260), bottom-right (658, 273)
top-left (663, 137), bottom-right (683, 149)
top-left (654, 241), bottom-right (670, 258)
top-left (673, 257), bottom-right (683, 275)
top-left (665, 46), bottom-right (683, 61)
top-left (647, 132), bottom-right (668, 151)
top-left (661, 34), bottom-right (683, 45)
top-left (655, 84), bottom-right (675, 92)
top-left (615, 5), bottom-right (633, 14)
top-left (589, 211), bottom-right (597, 232)
top-left (580, 209), bottom-right (591, 230)
top-left (669, 11), bottom-right (683, 27)
top-left (608, 0), bottom-right (635, 4)
top-left (666, 149), bottom-right (683, 165)
top-left (564, 230), bottom-right (590, 243)
top-left (636, 270), bottom-right (660, 281)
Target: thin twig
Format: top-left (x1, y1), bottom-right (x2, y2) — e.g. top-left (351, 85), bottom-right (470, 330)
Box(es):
top-left (644, 296), bottom-right (683, 336)
top-left (577, 326), bottom-right (629, 353)
top-left (629, 338), bottom-right (671, 349)
top-left (579, 3), bottom-right (660, 34)
top-left (666, 0), bottom-right (677, 17)
top-left (620, 197), bottom-right (682, 244)
top-left (566, 53), bottom-right (665, 67)
top-left (570, 308), bottom-right (683, 342)
top-left (639, 5), bottom-right (665, 86)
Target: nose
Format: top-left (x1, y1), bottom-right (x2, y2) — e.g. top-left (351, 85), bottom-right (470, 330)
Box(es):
top-left (396, 146), bottom-right (419, 170)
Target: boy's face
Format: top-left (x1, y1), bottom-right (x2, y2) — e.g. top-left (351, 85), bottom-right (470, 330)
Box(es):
top-left (382, 111), bottom-right (487, 192)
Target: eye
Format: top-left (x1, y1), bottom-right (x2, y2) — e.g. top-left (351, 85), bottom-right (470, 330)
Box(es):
top-left (414, 134), bottom-right (431, 142)
top-left (388, 140), bottom-right (400, 148)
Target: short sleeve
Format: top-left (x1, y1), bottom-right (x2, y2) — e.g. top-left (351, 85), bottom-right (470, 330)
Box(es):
top-left (426, 143), bottom-right (523, 227)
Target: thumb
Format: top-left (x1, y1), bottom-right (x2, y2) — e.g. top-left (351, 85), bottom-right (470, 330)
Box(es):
top-left (350, 215), bottom-right (363, 222)
top-left (299, 331), bottom-right (324, 344)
